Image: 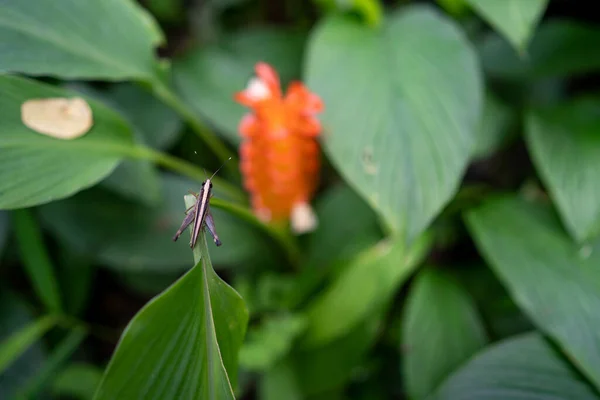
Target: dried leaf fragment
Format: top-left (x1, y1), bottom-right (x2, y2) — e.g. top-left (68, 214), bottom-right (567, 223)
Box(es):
top-left (21, 97), bottom-right (93, 139)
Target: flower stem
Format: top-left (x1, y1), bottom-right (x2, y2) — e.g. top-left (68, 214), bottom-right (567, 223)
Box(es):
top-left (126, 145), bottom-right (246, 203)
top-left (149, 80), bottom-right (240, 179)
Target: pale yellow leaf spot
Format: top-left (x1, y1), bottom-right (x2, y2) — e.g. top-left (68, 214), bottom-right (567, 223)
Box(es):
top-left (21, 97), bottom-right (93, 140)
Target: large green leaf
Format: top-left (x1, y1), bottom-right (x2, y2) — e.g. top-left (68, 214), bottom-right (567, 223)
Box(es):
top-left (435, 333), bottom-right (599, 400)
top-left (68, 82), bottom-right (180, 206)
top-left (69, 83), bottom-right (183, 151)
top-left (0, 75), bottom-right (134, 210)
top-left (479, 21), bottom-right (600, 80)
top-left (526, 99), bottom-right (600, 243)
top-left (402, 268), bottom-right (487, 399)
top-left (466, 0), bottom-right (548, 52)
top-left (39, 173), bottom-right (274, 272)
top-left (306, 5), bottom-right (482, 240)
top-left (303, 232), bottom-right (431, 346)
top-left (173, 27), bottom-right (306, 143)
top-left (466, 196), bottom-right (600, 391)
top-left (94, 231), bottom-right (248, 399)
top-left (0, 0), bottom-right (163, 81)
top-left (13, 209), bottom-right (62, 313)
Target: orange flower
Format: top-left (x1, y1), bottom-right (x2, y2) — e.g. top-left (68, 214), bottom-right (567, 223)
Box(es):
top-left (235, 62), bottom-right (323, 233)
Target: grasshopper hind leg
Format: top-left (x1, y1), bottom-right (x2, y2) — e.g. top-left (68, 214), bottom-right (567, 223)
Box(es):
top-left (173, 204), bottom-right (196, 242)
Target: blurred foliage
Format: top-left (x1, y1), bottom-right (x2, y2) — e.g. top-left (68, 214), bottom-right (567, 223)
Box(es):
top-left (1, 0), bottom-right (600, 399)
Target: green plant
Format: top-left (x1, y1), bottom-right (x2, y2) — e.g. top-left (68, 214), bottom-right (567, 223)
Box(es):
top-left (1, 0), bottom-right (600, 399)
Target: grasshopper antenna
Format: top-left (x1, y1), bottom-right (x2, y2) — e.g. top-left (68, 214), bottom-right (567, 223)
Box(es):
top-left (209, 157), bottom-right (233, 181)
top-left (194, 150), bottom-right (209, 180)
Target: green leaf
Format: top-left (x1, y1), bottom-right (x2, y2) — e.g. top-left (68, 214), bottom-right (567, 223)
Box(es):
top-left (13, 209), bottom-right (62, 313)
top-left (287, 184), bottom-right (383, 309)
top-left (239, 314), bottom-right (306, 371)
top-left (479, 21), bottom-right (600, 80)
top-left (473, 91), bottom-right (514, 159)
top-left (260, 361), bottom-right (302, 400)
top-left (19, 328), bottom-right (87, 398)
top-left (52, 363), bottom-right (104, 400)
top-left (305, 184), bottom-right (382, 267)
top-left (68, 82), bottom-right (180, 206)
top-left (456, 266), bottom-right (533, 339)
top-left (402, 268), bottom-right (487, 399)
top-left (94, 232), bottom-right (248, 399)
top-left (466, 195), bottom-right (600, 391)
top-left (0, 315), bottom-right (56, 375)
top-left (526, 99), bottom-right (600, 242)
top-left (466, 0), bottom-right (548, 52)
top-left (69, 83), bottom-right (183, 151)
top-left (292, 314), bottom-right (382, 396)
top-left (39, 173), bottom-right (274, 272)
top-left (0, 0), bottom-right (163, 81)
top-left (435, 333), bottom-right (600, 400)
top-left (303, 232), bottom-right (432, 346)
top-left (236, 272), bottom-right (298, 316)
top-left (100, 158), bottom-right (162, 207)
top-left (306, 5), bottom-right (482, 240)
top-left (173, 27), bottom-right (306, 143)
top-left (0, 291), bottom-right (47, 399)
top-left (0, 75), bottom-right (134, 210)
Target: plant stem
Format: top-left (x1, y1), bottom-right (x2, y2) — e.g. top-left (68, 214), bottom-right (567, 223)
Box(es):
top-left (127, 145), bottom-right (246, 203)
top-left (150, 80), bottom-right (240, 179)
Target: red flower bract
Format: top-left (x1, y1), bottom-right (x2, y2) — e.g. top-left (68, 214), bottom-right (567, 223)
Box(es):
top-left (235, 62), bottom-right (323, 231)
